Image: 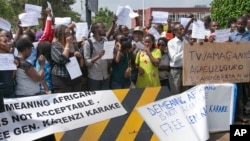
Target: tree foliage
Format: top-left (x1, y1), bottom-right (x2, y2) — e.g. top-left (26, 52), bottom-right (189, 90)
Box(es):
top-left (210, 0), bottom-right (250, 28)
top-left (93, 7), bottom-right (115, 29)
top-left (0, 0), bottom-right (81, 30)
top-left (0, 0), bottom-right (16, 25)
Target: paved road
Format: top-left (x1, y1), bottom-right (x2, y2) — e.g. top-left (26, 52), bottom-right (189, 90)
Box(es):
top-left (209, 132), bottom-right (229, 141)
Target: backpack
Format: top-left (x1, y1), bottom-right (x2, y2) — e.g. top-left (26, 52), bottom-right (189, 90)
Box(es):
top-left (81, 39), bottom-right (94, 77)
top-left (88, 39), bottom-right (94, 58)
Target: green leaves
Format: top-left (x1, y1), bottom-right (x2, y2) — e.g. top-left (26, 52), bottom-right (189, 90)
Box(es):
top-left (1, 0), bottom-right (81, 30)
top-left (211, 0), bottom-right (250, 28)
top-left (92, 7), bottom-right (115, 29)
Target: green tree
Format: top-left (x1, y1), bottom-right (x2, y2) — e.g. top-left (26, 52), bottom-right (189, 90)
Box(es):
top-left (93, 7), bottom-right (115, 29)
top-left (210, 0), bottom-right (250, 28)
top-left (2, 0), bottom-right (81, 30)
top-left (0, 0), bottom-right (16, 27)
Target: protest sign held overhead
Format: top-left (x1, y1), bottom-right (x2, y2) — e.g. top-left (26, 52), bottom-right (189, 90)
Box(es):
top-left (0, 18), bottom-right (11, 31)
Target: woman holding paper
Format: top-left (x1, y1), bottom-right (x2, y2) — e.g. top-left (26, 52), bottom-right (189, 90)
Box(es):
top-left (15, 38), bottom-right (45, 97)
top-left (111, 36), bottom-right (132, 89)
top-left (51, 25), bottom-right (83, 93)
top-left (135, 34), bottom-right (162, 88)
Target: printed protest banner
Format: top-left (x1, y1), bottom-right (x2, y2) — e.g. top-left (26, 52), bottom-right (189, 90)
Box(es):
top-left (0, 90), bottom-right (127, 141)
top-left (183, 42), bottom-right (250, 86)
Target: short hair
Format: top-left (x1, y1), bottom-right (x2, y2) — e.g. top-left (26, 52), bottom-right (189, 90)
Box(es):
top-left (158, 37), bottom-right (168, 44)
top-left (238, 16), bottom-right (248, 25)
top-left (228, 17), bottom-right (237, 28)
top-left (90, 22), bottom-right (102, 34)
top-left (120, 36), bottom-right (132, 50)
top-left (155, 23), bottom-right (164, 30)
top-left (16, 38), bottom-right (33, 52)
top-left (144, 34), bottom-right (156, 48)
top-left (22, 31), bottom-right (36, 42)
top-left (37, 41), bottom-right (52, 65)
top-left (173, 23), bottom-right (182, 32)
top-left (118, 25), bottom-right (128, 33)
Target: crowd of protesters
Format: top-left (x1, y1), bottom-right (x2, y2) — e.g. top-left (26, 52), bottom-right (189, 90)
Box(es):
top-left (1, 5), bottom-right (250, 128)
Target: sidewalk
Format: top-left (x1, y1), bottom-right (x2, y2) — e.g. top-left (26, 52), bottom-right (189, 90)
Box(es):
top-left (209, 132), bottom-right (229, 141)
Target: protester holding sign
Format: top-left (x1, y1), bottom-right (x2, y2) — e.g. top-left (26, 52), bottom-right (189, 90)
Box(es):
top-left (157, 37), bottom-right (170, 89)
top-left (155, 23), bottom-right (167, 38)
top-left (36, 41), bottom-right (53, 94)
top-left (229, 16), bottom-right (250, 123)
top-left (111, 36), bottom-right (132, 89)
top-left (205, 21), bottom-right (220, 42)
top-left (135, 34), bottom-right (162, 88)
top-left (51, 25), bottom-right (83, 93)
top-left (15, 38), bottom-right (44, 96)
top-left (38, 8), bottom-right (55, 43)
top-left (0, 34), bottom-right (16, 98)
top-left (83, 22), bottom-right (110, 90)
top-left (118, 25), bottom-right (133, 40)
top-left (168, 23), bottom-right (186, 95)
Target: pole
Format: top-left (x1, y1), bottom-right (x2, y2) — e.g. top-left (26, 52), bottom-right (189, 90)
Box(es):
top-left (85, 0), bottom-right (92, 29)
top-left (0, 83), bottom-right (5, 113)
top-left (142, 0), bottom-right (145, 27)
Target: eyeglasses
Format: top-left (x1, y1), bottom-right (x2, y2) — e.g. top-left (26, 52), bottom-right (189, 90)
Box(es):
top-left (65, 31), bottom-right (72, 36)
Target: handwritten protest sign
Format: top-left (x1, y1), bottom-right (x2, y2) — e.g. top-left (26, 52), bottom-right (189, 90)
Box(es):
top-left (65, 56), bottom-right (82, 80)
top-left (54, 17), bottom-right (71, 26)
top-left (0, 18), bottom-right (11, 31)
top-left (116, 6), bottom-right (130, 26)
top-left (0, 90), bottom-right (127, 141)
top-left (183, 42), bottom-right (250, 86)
top-left (137, 83), bottom-right (236, 140)
top-left (18, 13), bottom-right (39, 27)
top-left (148, 26), bottom-right (161, 41)
top-left (47, 1), bottom-right (54, 16)
top-left (214, 28), bottom-right (231, 42)
top-left (25, 4), bottom-right (42, 18)
top-left (101, 41), bottom-right (115, 60)
top-left (152, 11), bottom-right (169, 24)
top-left (137, 85), bottom-right (210, 141)
top-left (204, 83), bottom-right (236, 132)
top-left (75, 22), bottom-right (88, 42)
top-left (0, 54), bottom-right (16, 70)
top-left (191, 20), bottom-right (205, 39)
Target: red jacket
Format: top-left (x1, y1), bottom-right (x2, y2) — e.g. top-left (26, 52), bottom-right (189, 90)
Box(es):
top-left (38, 17), bottom-right (54, 43)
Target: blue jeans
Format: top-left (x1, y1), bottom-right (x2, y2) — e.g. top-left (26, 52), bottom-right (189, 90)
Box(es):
top-left (88, 77), bottom-right (110, 91)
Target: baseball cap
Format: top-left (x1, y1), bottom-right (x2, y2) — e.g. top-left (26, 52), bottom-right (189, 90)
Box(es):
top-left (133, 26), bottom-right (144, 34)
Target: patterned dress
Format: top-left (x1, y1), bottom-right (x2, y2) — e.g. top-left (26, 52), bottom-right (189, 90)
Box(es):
top-left (135, 49), bottom-right (162, 88)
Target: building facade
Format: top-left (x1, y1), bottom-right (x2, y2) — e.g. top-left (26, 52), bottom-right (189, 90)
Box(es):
top-left (131, 7), bottom-right (210, 28)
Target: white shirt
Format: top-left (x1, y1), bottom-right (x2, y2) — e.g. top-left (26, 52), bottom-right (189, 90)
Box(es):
top-left (161, 31), bottom-right (166, 37)
top-left (167, 37), bottom-right (184, 67)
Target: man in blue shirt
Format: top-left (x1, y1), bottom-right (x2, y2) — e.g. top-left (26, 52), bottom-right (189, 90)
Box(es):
top-left (229, 17), bottom-right (250, 41)
top-left (229, 16), bottom-right (250, 123)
